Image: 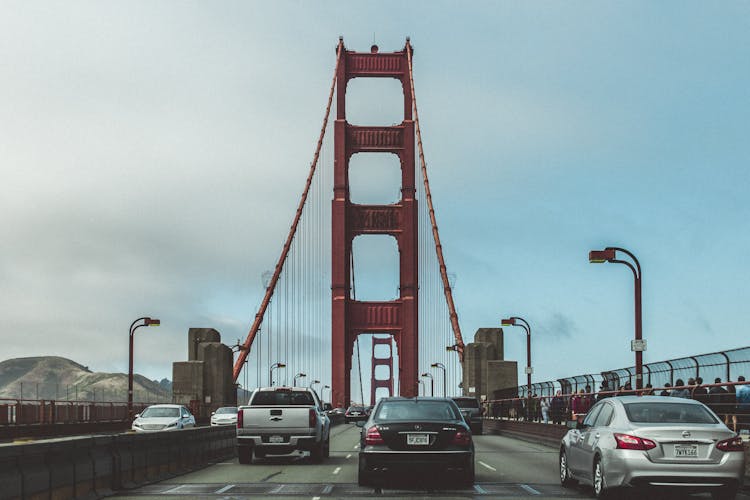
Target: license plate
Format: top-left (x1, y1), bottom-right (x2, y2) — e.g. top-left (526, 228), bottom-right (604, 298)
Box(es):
top-left (269, 435), bottom-right (284, 443)
top-left (674, 444), bottom-right (698, 457)
top-left (407, 433), bottom-right (429, 445)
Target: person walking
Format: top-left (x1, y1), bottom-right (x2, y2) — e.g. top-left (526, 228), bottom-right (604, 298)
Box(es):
top-left (708, 377), bottom-right (728, 419)
top-left (551, 390), bottom-right (566, 425)
top-left (670, 379), bottom-right (691, 398)
top-left (692, 377), bottom-right (709, 405)
top-left (736, 375), bottom-right (750, 432)
top-left (540, 395), bottom-right (550, 424)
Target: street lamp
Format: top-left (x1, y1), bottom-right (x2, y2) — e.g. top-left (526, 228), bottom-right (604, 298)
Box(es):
top-left (128, 317), bottom-right (160, 419)
top-left (269, 362), bottom-right (286, 386)
top-left (589, 246), bottom-right (644, 390)
top-left (322, 385), bottom-right (331, 403)
top-left (418, 379), bottom-right (425, 396)
top-left (309, 379), bottom-right (321, 391)
top-left (431, 362), bottom-right (446, 397)
top-left (293, 372), bottom-right (307, 386)
top-left (421, 372), bottom-right (434, 397)
top-left (500, 316), bottom-right (532, 405)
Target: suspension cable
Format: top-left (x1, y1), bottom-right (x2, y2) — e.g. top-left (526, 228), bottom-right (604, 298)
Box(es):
top-left (233, 39), bottom-right (344, 380)
top-left (405, 41), bottom-right (465, 360)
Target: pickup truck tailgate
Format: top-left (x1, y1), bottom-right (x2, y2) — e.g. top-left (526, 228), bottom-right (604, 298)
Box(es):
top-left (241, 406), bottom-right (311, 433)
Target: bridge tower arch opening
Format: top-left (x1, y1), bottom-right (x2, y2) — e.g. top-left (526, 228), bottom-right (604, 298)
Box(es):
top-left (331, 41), bottom-right (418, 409)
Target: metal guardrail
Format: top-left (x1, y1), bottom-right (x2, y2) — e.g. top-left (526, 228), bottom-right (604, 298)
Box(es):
top-left (501, 346), bottom-right (750, 399)
top-left (0, 398), bottom-right (153, 426)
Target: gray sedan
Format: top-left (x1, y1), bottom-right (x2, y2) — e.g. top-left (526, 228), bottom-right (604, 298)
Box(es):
top-left (559, 396), bottom-right (744, 499)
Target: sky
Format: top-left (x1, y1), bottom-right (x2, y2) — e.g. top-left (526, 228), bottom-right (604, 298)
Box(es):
top-left (2, 2), bottom-right (749, 391)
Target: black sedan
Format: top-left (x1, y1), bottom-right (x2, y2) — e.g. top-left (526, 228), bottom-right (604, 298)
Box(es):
top-left (357, 397), bottom-right (475, 487)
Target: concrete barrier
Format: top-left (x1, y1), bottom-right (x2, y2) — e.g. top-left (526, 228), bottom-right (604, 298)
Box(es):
top-left (0, 426), bottom-right (236, 500)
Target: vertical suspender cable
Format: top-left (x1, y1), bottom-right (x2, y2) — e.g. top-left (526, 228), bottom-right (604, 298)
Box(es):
top-left (232, 40), bottom-right (344, 380)
top-left (406, 41), bottom-right (465, 361)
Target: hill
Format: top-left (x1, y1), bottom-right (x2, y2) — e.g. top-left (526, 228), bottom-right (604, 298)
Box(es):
top-left (0, 356), bottom-right (170, 402)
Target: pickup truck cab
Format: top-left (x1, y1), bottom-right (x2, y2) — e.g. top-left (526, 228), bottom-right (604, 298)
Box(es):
top-left (237, 386), bottom-right (330, 464)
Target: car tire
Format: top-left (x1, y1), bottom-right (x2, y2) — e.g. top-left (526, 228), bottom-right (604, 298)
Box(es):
top-left (237, 446), bottom-right (252, 465)
top-left (711, 486), bottom-right (738, 500)
top-left (358, 455), bottom-right (373, 487)
top-left (461, 458), bottom-right (475, 487)
top-left (323, 436), bottom-right (330, 458)
top-left (593, 456), bottom-right (616, 499)
top-left (310, 441), bottom-right (324, 463)
top-left (559, 449), bottom-right (577, 488)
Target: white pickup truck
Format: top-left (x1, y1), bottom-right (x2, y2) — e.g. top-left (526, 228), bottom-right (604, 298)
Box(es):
top-left (236, 386), bottom-right (331, 464)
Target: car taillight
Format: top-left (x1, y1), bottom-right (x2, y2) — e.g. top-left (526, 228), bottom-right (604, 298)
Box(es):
top-left (237, 409), bottom-right (243, 428)
top-left (716, 436), bottom-right (744, 452)
top-left (614, 433), bottom-right (656, 450)
top-left (309, 408), bottom-right (317, 428)
top-left (365, 426), bottom-right (384, 445)
top-left (451, 431), bottom-right (472, 446)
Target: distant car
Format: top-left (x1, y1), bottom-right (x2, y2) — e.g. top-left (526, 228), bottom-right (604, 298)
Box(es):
top-left (345, 405), bottom-right (368, 423)
top-left (131, 404), bottom-right (196, 432)
top-left (357, 397), bottom-right (474, 488)
top-left (326, 407), bottom-right (346, 424)
top-left (210, 406), bottom-right (239, 426)
top-left (451, 397), bottom-right (483, 435)
top-left (559, 396), bottom-right (745, 499)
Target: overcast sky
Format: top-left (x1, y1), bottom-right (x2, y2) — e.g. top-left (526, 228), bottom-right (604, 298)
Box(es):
top-left (2, 2), bottom-right (749, 390)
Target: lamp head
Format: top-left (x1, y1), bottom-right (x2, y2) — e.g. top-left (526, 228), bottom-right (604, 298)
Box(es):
top-left (500, 318), bottom-right (515, 326)
top-left (430, 363), bottom-right (438, 368)
top-left (589, 248), bottom-right (616, 263)
top-left (144, 318), bottom-right (160, 326)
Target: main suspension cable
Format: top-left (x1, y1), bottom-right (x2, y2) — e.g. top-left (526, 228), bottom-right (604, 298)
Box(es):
top-left (406, 41), bottom-right (465, 360)
top-left (233, 39), bottom-right (344, 380)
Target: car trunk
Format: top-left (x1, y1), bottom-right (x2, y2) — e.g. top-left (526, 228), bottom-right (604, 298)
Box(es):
top-left (633, 425), bottom-right (735, 464)
top-left (377, 421), bottom-right (461, 451)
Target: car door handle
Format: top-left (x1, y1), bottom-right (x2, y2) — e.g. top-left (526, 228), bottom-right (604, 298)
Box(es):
top-left (270, 417), bottom-right (282, 421)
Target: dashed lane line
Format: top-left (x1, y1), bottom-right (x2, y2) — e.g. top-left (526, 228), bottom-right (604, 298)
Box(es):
top-left (214, 485), bottom-right (234, 494)
top-left (332, 467), bottom-right (341, 475)
top-left (478, 461), bottom-right (497, 471)
top-left (473, 484), bottom-right (488, 494)
top-left (518, 483), bottom-right (541, 495)
top-left (162, 485), bottom-right (187, 494)
top-left (345, 454), bottom-right (352, 459)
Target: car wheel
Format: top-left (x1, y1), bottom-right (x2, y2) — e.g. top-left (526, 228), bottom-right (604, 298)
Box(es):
top-left (711, 486), bottom-right (738, 500)
top-left (593, 456), bottom-right (615, 499)
top-left (358, 455), bottom-right (373, 487)
top-left (461, 457), bottom-right (475, 487)
top-left (237, 446), bottom-right (252, 465)
top-left (310, 441), bottom-right (324, 463)
top-left (559, 449), bottom-right (577, 488)
top-left (323, 436), bottom-right (330, 458)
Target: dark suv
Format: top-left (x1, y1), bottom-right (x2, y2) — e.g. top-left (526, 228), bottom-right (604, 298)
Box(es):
top-left (451, 397), bottom-right (483, 435)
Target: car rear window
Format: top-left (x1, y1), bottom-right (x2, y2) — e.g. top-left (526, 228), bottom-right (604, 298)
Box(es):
top-left (452, 398), bottom-right (480, 409)
top-left (215, 407), bottom-right (238, 414)
top-left (375, 401), bottom-right (461, 421)
top-left (251, 390), bottom-right (315, 406)
top-left (141, 407), bottom-right (179, 418)
top-left (624, 402), bottom-right (719, 424)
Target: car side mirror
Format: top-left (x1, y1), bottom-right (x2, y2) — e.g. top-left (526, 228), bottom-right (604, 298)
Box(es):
top-left (211, 412), bottom-right (215, 416)
top-left (355, 420), bottom-right (365, 428)
top-left (134, 413), bottom-right (140, 419)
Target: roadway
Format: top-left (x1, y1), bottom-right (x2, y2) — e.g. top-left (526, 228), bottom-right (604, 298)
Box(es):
top-left (113, 423), bottom-right (749, 500)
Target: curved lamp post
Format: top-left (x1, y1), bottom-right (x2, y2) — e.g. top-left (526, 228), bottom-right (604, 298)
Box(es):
top-left (322, 385), bottom-right (331, 403)
top-left (269, 362), bottom-right (286, 386)
top-left (420, 372), bottom-right (434, 397)
top-left (431, 362), bottom-right (447, 397)
top-left (309, 379), bottom-right (321, 392)
top-left (128, 317), bottom-right (160, 419)
top-left (500, 316), bottom-right (532, 404)
top-left (293, 372), bottom-right (307, 386)
top-left (589, 246), bottom-right (644, 390)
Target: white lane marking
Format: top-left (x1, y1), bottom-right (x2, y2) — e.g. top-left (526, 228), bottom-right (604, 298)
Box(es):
top-left (478, 460), bottom-right (497, 471)
top-left (313, 497), bottom-right (321, 500)
top-left (345, 453), bottom-right (352, 459)
top-left (332, 466), bottom-right (342, 475)
top-left (162, 485), bottom-right (186, 493)
top-left (353, 444), bottom-right (359, 449)
top-left (214, 485), bottom-right (235, 494)
top-left (322, 485), bottom-right (333, 494)
top-left (519, 483), bottom-right (541, 495)
top-left (269, 485), bottom-right (284, 494)
top-left (473, 484), bottom-right (487, 494)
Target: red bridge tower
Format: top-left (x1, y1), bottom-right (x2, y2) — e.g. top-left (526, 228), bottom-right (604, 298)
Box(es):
top-left (331, 40), bottom-right (418, 408)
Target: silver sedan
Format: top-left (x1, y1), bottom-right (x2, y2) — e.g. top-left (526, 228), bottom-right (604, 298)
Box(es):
top-left (559, 396), bottom-right (745, 499)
